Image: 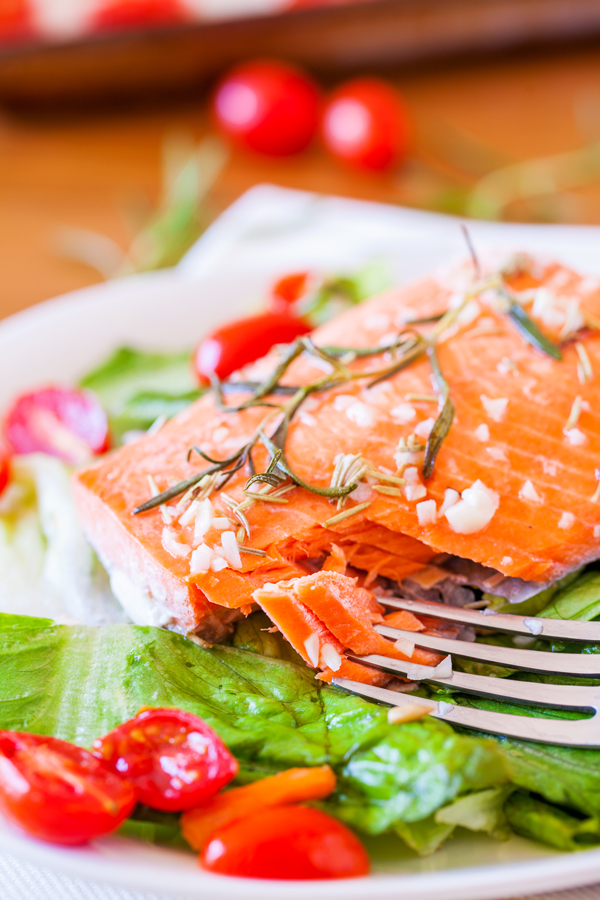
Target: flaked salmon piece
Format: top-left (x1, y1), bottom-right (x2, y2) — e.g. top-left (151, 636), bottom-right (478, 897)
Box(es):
top-left (74, 257), bottom-right (600, 635)
top-left (254, 582), bottom-right (345, 669)
top-left (322, 544), bottom-right (347, 574)
top-left (291, 571), bottom-right (441, 665)
top-left (317, 658), bottom-right (394, 687)
top-left (382, 610), bottom-right (426, 632)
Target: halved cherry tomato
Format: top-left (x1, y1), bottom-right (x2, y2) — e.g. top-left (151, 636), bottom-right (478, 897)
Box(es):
top-left (201, 804), bottom-right (370, 880)
top-left (194, 312), bottom-right (310, 384)
top-left (0, 731), bottom-right (136, 845)
top-left (268, 272), bottom-right (310, 315)
top-left (321, 78), bottom-right (409, 172)
top-left (213, 60), bottom-right (321, 156)
top-left (92, 708), bottom-right (238, 813)
top-left (0, 0), bottom-right (34, 43)
top-left (4, 387), bottom-right (110, 464)
top-left (91, 0), bottom-right (188, 31)
top-left (0, 439), bottom-right (11, 496)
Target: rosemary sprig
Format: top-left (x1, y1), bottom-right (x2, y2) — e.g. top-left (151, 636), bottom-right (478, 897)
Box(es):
top-left (502, 290), bottom-right (562, 360)
top-left (323, 501), bottom-right (372, 528)
top-left (422, 346), bottom-right (455, 479)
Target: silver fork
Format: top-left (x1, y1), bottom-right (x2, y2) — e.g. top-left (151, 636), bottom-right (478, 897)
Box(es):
top-left (332, 596), bottom-right (600, 748)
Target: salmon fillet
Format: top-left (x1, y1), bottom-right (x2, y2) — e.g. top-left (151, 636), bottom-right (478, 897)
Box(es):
top-left (73, 256), bottom-right (600, 635)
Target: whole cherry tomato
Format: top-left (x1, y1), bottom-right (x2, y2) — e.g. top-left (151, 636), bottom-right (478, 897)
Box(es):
top-left (194, 312), bottom-right (310, 384)
top-left (201, 804), bottom-right (370, 880)
top-left (0, 0), bottom-right (34, 43)
top-left (4, 387), bottom-right (110, 464)
top-left (91, 0), bottom-right (188, 31)
top-left (0, 731), bottom-right (136, 845)
top-left (0, 440), bottom-right (11, 496)
top-left (213, 60), bottom-right (321, 156)
top-left (268, 272), bottom-right (310, 315)
top-left (321, 78), bottom-right (409, 172)
top-left (92, 709), bottom-right (238, 813)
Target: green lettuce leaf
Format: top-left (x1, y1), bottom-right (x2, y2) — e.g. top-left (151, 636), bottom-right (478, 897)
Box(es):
top-left (79, 346), bottom-right (202, 443)
top-left (0, 613), bottom-right (506, 848)
top-left (505, 791), bottom-right (600, 851)
top-left (539, 571), bottom-right (600, 622)
top-left (483, 570), bottom-right (582, 617)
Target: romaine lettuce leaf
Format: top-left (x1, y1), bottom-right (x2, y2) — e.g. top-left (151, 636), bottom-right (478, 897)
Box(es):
top-left (505, 792), bottom-right (600, 851)
top-left (0, 613), bottom-right (506, 848)
top-left (539, 571), bottom-right (600, 622)
top-left (79, 346), bottom-right (202, 443)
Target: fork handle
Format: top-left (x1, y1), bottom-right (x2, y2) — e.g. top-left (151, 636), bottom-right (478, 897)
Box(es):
top-left (383, 596), bottom-right (600, 643)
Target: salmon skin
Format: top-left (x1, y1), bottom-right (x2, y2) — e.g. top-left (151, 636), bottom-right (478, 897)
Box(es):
top-left (73, 255), bottom-right (600, 636)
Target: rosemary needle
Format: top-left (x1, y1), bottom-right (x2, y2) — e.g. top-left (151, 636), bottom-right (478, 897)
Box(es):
top-left (323, 501), bottom-right (372, 528)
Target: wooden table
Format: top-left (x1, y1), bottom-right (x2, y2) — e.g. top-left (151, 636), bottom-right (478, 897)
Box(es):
top-left (2, 40), bottom-right (600, 319)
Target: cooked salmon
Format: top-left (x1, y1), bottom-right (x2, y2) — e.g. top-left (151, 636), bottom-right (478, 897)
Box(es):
top-left (73, 256), bottom-right (600, 639)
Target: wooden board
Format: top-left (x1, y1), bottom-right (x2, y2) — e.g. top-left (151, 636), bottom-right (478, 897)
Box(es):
top-left (2, 0), bottom-right (600, 106)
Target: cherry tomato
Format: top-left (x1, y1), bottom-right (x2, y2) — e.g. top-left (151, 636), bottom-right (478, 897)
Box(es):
top-left (201, 804), bottom-right (370, 880)
top-left (194, 312), bottom-right (310, 384)
top-left (213, 60), bottom-right (320, 156)
top-left (0, 440), bottom-right (11, 496)
top-left (4, 387), bottom-right (110, 464)
top-left (91, 0), bottom-right (188, 31)
top-left (321, 78), bottom-right (409, 172)
top-left (268, 272), bottom-right (310, 315)
top-left (0, 0), bottom-right (34, 43)
top-left (92, 708), bottom-right (238, 813)
top-left (0, 731), bottom-right (136, 845)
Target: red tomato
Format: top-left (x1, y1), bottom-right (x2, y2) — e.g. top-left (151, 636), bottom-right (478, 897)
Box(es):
top-left (321, 78), bottom-right (409, 172)
top-left (92, 709), bottom-right (238, 813)
top-left (4, 387), bottom-right (110, 464)
top-left (213, 60), bottom-right (321, 156)
top-left (194, 312), bottom-right (310, 384)
top-left (0, 440), bottom-right (11, 496)
top-left (268, 272), bottom-right (310, 315)
top-left (201, 804), bottom-right (370, 880)
top-left (0, 731), bottom-right (136, 845)
top-left (91, 0), bottom-right (188, 31)
top-left (0, 0), bottom-right (34, 43)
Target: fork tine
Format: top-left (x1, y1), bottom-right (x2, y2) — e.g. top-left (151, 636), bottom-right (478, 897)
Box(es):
top-left (375, 624), bottom-right (600, 678)
top-left (382, 596), bottom-right (600, 643)
top-left (332, 678), bottom-right (600, 748)
top-left (345, 652), bottom-right (600, 710)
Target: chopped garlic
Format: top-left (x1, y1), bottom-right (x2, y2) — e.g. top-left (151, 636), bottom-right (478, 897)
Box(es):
top-left (212, 517), bottom-right (232, 530)
top-left (416, 499), bottom-right (437, 526)
top-left (405, 484), bottom-right (427, 502)
top-left (437, 700), bottom-right (454, 718)
top-left (394, 636), bottom-right (415, 658)
top-left (594, 525), bottom-right (600, 538)
top-left (178, 499), bottom-right (199, 527)
top-left (304, 633), bottom-right (320, 667)
top-left (486, 447), bottom-right (508, 462)
top-left (161, 527), bottom-right (191, 559)
top-left (320, 643), bottom-right (342, 671)
top-left (404, 466), bottom-right (420, 485)
top-left (565, 427), bottom-right (586, 446)
top-left (414, 417), bottom-right (435, 439)
top-left (345, 402), bottom-right (375, 428)
top-left (558, 512), bottom-right (576, 530)
top-left (404, 655), bottom-right (453, 681)
top-left (524, 618), bottom-right (543, 636)
top-left (194, 499), bottom-right (215, 543)
top-left (390, 403), bottom-right (417, 424)
top-left (474, 424), bottom-right (490, 442)
top-left (189, 543), bottom-right (214, 575)
top-left (439, 488), bottom-right (460, 516)
top-left (501, 555), bottom-right (513, 566)
top-left (333, 394), bottom-right (355, 411)
top-left (387, 703), bottom-right (434, 725)
top-left (210, 557), bottom-right (229, 573)
top-left (481, 394), bottom-right (508, 422)
top-left (519, 480), bottom-right (542, 503)
top-left (445, 479), bottom-right (499, 534)
top-left (220, 531), bottom-right (242, 570)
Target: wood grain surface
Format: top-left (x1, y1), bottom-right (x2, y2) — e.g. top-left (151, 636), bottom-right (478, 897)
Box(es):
top-left (2, 41), bottom-right (600, 319)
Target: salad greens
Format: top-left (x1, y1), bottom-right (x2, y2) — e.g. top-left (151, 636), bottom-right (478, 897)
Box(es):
top-left (79, 346), bottom-right (203, 444)
top-left (0, 612), bottom-right (506, 853)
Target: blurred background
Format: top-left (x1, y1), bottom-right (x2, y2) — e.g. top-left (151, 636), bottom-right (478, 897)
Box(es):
top-left (3, 0), bottom-right (600, 317)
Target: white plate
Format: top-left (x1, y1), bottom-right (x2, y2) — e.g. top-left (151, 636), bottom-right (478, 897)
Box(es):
top-left (3, 185), bottom-right (600, 900)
